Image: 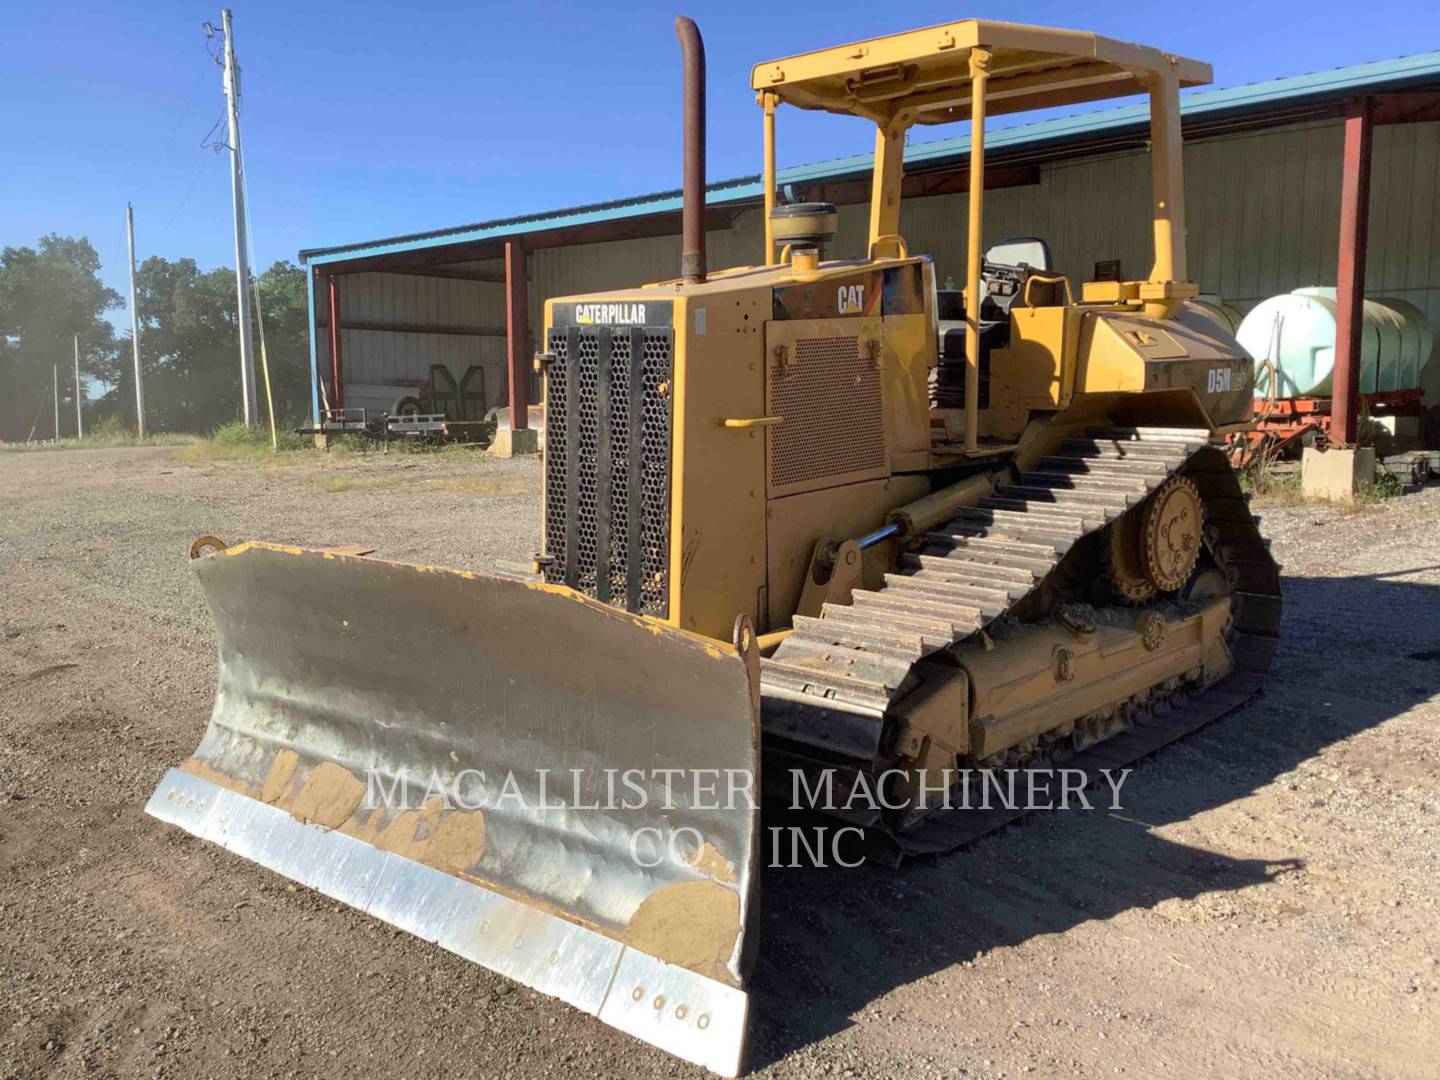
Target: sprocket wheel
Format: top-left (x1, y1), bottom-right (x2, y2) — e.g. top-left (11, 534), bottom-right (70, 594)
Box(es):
top-left (1142, 475), bottom-right (1204, 592)
top-left (1102, 510), bottom-right (1156, 604)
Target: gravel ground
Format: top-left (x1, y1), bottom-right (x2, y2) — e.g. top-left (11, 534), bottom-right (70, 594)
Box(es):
top-left (1, 445), bottom-right (1437, 1080)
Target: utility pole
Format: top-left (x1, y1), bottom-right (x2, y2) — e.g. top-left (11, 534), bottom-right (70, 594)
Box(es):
top-left (53, 365), bottom-right (60, 442)
top-left (127, 203), bottom-right (146, 438)
top-left (73, 334), bottom-right (84, 439)
top-left (221, 8), bottom-right (258, 426)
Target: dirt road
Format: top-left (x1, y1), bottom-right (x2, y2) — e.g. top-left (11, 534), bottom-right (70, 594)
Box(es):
top-left (2, 446), bottom-right (1437, 1079)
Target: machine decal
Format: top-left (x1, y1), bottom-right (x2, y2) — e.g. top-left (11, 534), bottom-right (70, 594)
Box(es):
top-left (772, 263), bottom-right (924, 320)
top-left (881, 264), bottom-right (926, 316)
top-left (1206, 365), bottom-right (1244, 394)
top-left (579, 302), bottom-right (647, 325)
top-left (550, 300), bottom-right (675, 329)
top-left (1145, 356), bottom-right (1255, 426)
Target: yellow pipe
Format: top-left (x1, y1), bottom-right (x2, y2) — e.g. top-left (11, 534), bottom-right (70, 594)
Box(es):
top-left (259, 337), bottom-right (278, 451)
top-left (963, 47), bottom-right (991, 454)
top-left (762, 92), bottom-right (777, 266)
top-left (1147, 68), bottom-right (1186, 286)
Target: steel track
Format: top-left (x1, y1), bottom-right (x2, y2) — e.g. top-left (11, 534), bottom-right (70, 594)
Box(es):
top-left (758, 428), bottom-right (1283, 861)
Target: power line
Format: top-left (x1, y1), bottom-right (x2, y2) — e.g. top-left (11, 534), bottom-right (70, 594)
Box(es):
top-left (200, 108), bottom-right (229, 152)
top-left (156, 30), bottom-right (229, 234)
top-left (161, 55), bottom-right (216, 157)
top-left (162, 141), bottom-right (217, 233)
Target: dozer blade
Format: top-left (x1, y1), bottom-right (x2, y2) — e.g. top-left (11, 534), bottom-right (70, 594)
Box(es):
top-left (147, 541), bottom-right (760, 1076)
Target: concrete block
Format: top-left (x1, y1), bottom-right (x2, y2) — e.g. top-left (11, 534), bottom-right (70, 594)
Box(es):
top-left (1301, 447), bottom-right (1375, 503)
top-left (487, 426), bottom-right (539, 458)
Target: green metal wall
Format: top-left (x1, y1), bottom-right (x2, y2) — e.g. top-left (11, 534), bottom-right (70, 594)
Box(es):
top-left (526, 118), bottom-right (1440, 401)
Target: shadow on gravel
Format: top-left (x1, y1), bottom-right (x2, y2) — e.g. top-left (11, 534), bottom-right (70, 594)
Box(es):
top-left (747, 569), bottom-right (1440, 1070)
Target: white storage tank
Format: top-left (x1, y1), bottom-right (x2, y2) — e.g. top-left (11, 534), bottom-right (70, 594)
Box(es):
top-left (1236, 287), bottom-right (1433, 397)
top-left (1190, 295), bottom-right (1244, 336)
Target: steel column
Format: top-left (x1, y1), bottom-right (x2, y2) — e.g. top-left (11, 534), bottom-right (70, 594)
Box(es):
top-left (305, 266), bottom-right (320, 424)
top-left (504, 239), bottom-right (530, 430)
top-left (761, 91), bottom-right (777, 266)
top-left (1332, 97), bottom-right (1373, 448)
top-left (963, 47), bottom-right (991, 454)
top-left (326, 273), bottom-right (344, 410)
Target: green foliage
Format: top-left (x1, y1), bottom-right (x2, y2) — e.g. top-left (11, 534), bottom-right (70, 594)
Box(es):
top-left (0, 235), bottom-right (122, 442)
top-left (173, 417), bottom-right (311, 462)
top-left (97, 258), bottom-right (313, 434)
top-left (1369, 468), bottom-right (1404, 500)
top-left (1240, 457), bottom-right (1301, 505)
top-left (89, 413), bottom-right (134, 441)
top-left (211, 419), bottom-right (261, 446)
top-left (210, 418), bottom-right (310, 451)
top-left (2, 234), bottom-right (314, 442)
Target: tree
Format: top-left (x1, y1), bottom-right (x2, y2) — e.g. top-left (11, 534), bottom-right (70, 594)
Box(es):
top-left (254, 260), bottom-right (313, 425)
top-left (97, 257), bottom-right (312, 432)
top-left (0, 235), bottom-right (122, 441)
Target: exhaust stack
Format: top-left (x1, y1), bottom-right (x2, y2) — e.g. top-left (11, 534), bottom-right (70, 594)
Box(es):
top-left (675, 16), bottom-right (706, 284)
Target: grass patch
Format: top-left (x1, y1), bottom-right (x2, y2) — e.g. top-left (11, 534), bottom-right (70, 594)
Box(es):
top-left (1246, 453), bottom-right (1409, 510)
top-left (173, 419), bottom-right (311, 462)
top-left (0, 414), bottom-right (195, 452)
top-left (1354, 467), bottom-right (1405, 506)
top-left (0, 433), bottom-right (196, 453)
top-left (309, 473), bottom-right (412, 494)
top-left (313, 474), bottom-right (355, 493)
top-left (1242, 459), bottom-right (1303, 507)
top-left (420, 475), bottom-right (540, 497)
top-left (212, 419), bottom-right (310, 451)
top-left (327, 434), bottom-right (481, 457)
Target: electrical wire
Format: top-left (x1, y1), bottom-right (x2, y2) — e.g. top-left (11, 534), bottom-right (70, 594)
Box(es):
top-left (162, 55), bottom-right (215, 155)
top-left (156, 25), bottom-right (228, 235)
top-left (162, 141), bottom-right (216, 233)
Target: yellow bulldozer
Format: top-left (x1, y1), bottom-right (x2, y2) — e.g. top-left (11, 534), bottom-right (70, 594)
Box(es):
top-left (149, 17), bottom-right (1280, 1076)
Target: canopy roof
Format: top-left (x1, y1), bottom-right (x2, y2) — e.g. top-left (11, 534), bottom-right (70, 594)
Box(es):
top-left (751, 19), bottom-right (1211, 125)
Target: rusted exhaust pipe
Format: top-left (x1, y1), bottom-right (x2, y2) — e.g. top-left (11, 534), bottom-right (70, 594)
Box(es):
top-left (675, 16), bottom-right (706, 284)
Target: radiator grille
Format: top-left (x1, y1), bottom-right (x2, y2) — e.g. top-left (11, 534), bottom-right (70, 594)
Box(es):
top-left (769, 334), bottom-right (886, 489)
top-left (543, 325), bottom-right (673, 617)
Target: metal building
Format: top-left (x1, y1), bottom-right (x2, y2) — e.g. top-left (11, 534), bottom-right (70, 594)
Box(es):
top-left (298, 51), bottom-right (1440, 428)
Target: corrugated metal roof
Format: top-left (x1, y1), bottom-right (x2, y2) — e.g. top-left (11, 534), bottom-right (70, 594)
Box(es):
top-left (301, 50), bottom-right (1440, 266)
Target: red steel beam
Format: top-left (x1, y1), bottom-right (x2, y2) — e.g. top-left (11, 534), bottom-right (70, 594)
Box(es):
top-left (1332, 98), bottom-right (1373, 448)
top-left (504, 239), bottom-right (530, 430)
top-left (326, 273), bottom-right (344, 409)
top-left (1370, 88), bottom-right (1440, 126)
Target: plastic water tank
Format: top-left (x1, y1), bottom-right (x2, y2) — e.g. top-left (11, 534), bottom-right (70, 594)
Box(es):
top-left (1190, 295), bottom-right (1244, 335)
top-left (1236, 288), bottom-right (1433, 397)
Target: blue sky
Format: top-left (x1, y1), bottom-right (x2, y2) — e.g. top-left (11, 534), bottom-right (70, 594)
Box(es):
top-left (3, 0), bottom-right (1438, 323)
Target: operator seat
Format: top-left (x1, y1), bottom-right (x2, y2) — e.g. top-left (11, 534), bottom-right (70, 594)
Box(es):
top-left (931, 236), bottom-right (1055, 410)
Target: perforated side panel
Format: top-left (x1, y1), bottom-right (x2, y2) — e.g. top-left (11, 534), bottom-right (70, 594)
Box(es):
top-left (543, 325), bottom-right (672, 618)
top-left (769, 334), bottom-right (886, 490)
top-left (638, 333), bottom-right (672, 615)
top-left (543, 331), bottom-right (568, 567)
top-left (574, 332), bottom-right (600, 593)
top-left (606, 333), bottom-right (632, 603)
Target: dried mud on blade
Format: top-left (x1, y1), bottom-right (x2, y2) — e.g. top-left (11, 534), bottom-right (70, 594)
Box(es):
top-left (147, 541), bottom-right (761, 1076)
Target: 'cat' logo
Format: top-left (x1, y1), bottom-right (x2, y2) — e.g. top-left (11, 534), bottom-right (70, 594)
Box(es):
top-left (837, 284), bottom-right (865, 314)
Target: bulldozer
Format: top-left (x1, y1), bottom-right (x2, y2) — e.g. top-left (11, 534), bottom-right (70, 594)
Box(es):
top-left (148, 18), bottom-right (1280, 1077)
